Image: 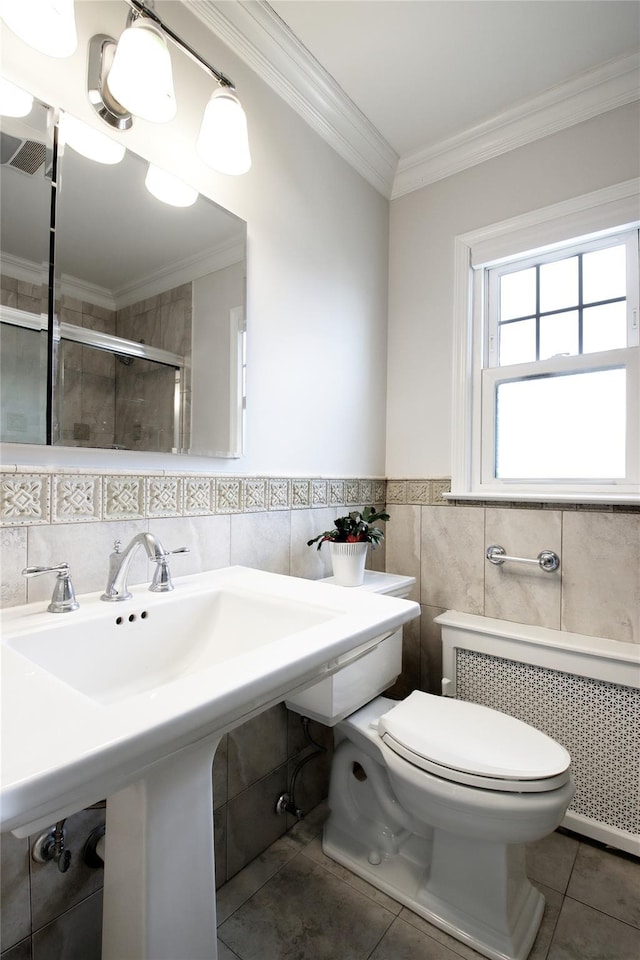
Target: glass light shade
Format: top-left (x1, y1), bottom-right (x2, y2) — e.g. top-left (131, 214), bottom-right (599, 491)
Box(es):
top-left (196, 87), bottom-right (251, 176)
top-left (60, 112), bottom-right (125, 165)
top-left (106, 20), bottom-right (177, 124)
top-left (145, 164), bottom-right (198, 207)
top-left (0, 0), bottom-right (77, 57)
top-left (0, 77), bottom-right (34, 117)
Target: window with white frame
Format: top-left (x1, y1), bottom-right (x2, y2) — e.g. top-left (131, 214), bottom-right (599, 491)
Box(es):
top-left (450, 182), bottom-right (640, 502)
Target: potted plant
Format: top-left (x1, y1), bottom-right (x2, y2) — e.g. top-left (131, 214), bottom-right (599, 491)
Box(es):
top-left (307, 507), bottom-right (390, 586)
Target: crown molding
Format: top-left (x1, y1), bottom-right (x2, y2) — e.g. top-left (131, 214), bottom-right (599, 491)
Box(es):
top-left (393, 52), bottom-right (640, 199)
top-left (3, 240), bottom-right (245, 314)
top-left (0, 252), bottom-right (45, 287)
top-left (192, 4), bottom-right (639, 201)
top-left (192, 0), bottom-right (398, 198)
top-left (112, 238), bottom-right (246, 310)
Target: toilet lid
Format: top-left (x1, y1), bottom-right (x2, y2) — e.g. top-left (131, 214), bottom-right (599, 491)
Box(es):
top-left (378, 691), bottom-right (571, 790)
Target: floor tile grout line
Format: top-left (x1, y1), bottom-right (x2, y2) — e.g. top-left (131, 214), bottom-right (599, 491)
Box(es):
top-left (544, 890), bottom-right (566, 960)
top-left (561, 892), bottom-right (640, 930)
top-left (216, 840), bottom-right (302, 927)
top-left (363, 908), bottom-right (402, 960)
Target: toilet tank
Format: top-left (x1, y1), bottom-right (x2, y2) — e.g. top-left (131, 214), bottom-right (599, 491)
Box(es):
top-left (285, 572), bottom-right (416, 725)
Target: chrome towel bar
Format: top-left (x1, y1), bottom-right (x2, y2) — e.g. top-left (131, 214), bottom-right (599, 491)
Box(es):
top-left (486, 544), bottom-right (560, 573)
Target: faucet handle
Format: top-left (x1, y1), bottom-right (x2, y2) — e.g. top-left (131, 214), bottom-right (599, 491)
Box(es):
top-left (22, 563), bottom-right (79, 613)
top-left (149, 546), bottom-right (189, 593)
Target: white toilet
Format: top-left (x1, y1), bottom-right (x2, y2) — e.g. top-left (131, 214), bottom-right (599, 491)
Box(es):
top-left (286, 573), bottom-right (574, 960)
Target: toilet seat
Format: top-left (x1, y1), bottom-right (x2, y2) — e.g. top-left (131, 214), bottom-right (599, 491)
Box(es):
top-left (377, 691), bottom-right (571, 793)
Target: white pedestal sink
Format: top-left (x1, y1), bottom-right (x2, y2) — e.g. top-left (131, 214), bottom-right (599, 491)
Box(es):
top-left (1, 566), bottom-right (420, 960)
top-left (103, 736), bottom-right (222, 960)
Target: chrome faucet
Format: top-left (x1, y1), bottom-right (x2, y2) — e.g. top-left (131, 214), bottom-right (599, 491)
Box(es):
top-left (101, 533), bottom-right (189, 602)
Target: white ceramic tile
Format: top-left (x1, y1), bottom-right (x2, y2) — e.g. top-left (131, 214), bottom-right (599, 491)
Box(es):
top-left (0, 526), bottom-right (27, 607)
top-left (150, 515), bottom-right (231, 576)
top-left (290, 508), bottom-right (335, 581)
top-left (484, 507), bottom-right (562, 628)
top-left (0, 832), bottom-right (30, 953)
top-left (385, 504), bottom-right (421, 602)
top-left (562, 511), bottom-right (640, 644)
top-left (230, 511), bottom-right (292, 575)
top-left (420, 505), bottom-right (485, 613)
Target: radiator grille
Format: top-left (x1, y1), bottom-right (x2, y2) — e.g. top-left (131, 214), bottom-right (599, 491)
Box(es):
top-left (455, 649), bottom-right (640, 838)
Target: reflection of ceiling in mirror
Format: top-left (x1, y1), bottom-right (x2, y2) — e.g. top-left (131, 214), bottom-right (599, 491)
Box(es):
top-left (56, 147), bottom-right (244, 296)
top-left (0, 105), bottom-right (52, 269)
top-left (0, 103), bottom-right (245, 306)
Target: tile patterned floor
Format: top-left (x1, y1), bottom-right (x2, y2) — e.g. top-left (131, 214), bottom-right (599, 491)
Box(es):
top-left (215, 802), bottom-right (640, 960)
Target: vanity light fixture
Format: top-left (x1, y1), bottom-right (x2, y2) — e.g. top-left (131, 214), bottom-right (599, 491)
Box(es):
top-left (89, 0), bottom-right (251, 175)
top-left (0, 0), bottom-right (78, 58)
top-left (59, 111), bottom-right (126, 165)
top-left (0, 77), bottom-right (34, 118)
top-left (104, 16), bottom-right (177, 124)
top-left (144, 163), bottom-right (198, 207)
top-left (196, 87), bottom-right (252, 177)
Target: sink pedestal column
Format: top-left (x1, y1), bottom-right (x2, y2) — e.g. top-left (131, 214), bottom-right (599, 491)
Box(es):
top-left (102, 733), bottom-right (222, 960)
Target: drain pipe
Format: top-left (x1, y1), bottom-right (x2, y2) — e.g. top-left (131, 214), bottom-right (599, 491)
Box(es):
top-left (276, 717), bottom-right (328, 819)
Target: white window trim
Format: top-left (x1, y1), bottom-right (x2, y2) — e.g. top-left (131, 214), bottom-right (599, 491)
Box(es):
top-left (449, 178), bottom-right (640, 504)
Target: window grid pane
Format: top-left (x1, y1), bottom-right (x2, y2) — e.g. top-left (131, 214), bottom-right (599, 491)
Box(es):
top-left (497, 246), bottom-right (627, 368)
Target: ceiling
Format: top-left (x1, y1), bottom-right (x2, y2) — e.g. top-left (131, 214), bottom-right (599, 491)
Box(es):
top-left (197, 0), bottom-right (640, 196)
top-left (268, 1), bottom-right (639, 156)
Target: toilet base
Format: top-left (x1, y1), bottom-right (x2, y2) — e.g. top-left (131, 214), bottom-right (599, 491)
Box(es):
top-left (323, 818), bottom-right (544, 960)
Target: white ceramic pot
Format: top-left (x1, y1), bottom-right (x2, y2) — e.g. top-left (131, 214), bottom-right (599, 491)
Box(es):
top-left (328, 541), bottom-right (369, 586)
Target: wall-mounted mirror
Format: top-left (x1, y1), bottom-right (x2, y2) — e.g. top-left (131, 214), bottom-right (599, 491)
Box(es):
top-left (0, 96), bottom-right (247, 458)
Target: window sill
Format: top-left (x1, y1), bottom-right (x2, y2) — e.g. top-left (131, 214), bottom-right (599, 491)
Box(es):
top-left (445, 491), bottom-right (639, 506)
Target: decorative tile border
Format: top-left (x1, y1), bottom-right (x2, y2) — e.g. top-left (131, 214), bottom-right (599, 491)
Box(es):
top-left (215, 478), bottom-right (242, 514)
top-left (0, 471), bottom-right (389, 526)
top-left (53, 475), bottom-right (101, 523)
top-left (244, 478), bottom-right (268, 513)
top-left (146, 477), bottom-right (182, 518)
top-left (311, 480), bottom-right (328, 506)
top-left (104, 476), bottom-right (145, 520)
top-left (183, 477), bottom-right (214, 515)
top-left (4, 471), bottom-right (633, 527)
top-left (386, 478), bottom-right (453, 505)
top-left (269, 478), bottom-right (290, 510)
top-left (0, 474), bottom-right (51, 525)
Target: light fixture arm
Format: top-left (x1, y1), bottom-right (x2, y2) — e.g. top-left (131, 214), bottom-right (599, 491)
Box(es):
top-left (125, 0), bottom-right (236, 90)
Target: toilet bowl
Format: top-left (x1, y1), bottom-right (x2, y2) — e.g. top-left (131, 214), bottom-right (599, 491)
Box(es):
top-left (286, 574), bottom-right (574, 960)
top-left (324, 693), bottom-right (573, 960)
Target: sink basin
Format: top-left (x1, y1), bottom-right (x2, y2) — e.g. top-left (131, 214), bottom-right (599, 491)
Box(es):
top-left (6, 585), bottom-right (338, 706)
top-left (1, 565), bottom-right (420, 960)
